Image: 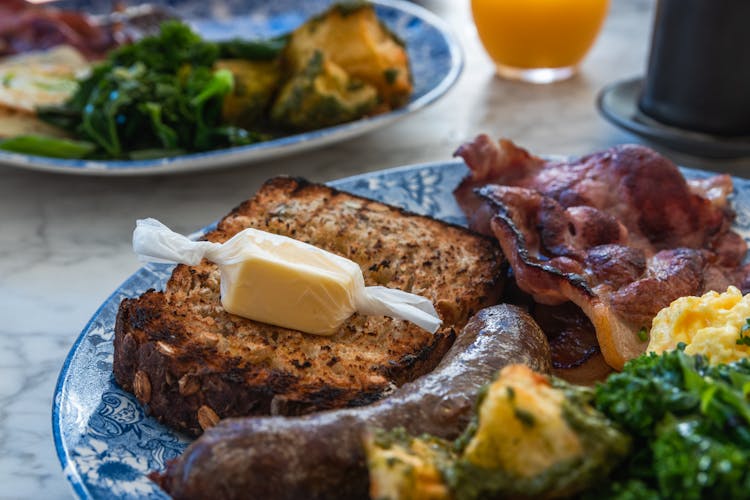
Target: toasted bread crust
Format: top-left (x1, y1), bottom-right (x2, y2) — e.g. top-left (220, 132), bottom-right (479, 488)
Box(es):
top-left (114, 177), bottom-right (505, 436)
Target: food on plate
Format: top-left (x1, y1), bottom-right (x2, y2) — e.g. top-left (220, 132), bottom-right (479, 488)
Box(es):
top-left (589, 348), bottom-right (750, 498)
top-left (271, 1), bottom-right (413, 130)
top-left (114, 177), bottom-right (505, 436)
top-left (270, 50), bottom-right (380, 130)
top-left (0, 45), bottom-right (88, 113)
top-left (454, 135), bottom-right (750, 370)
top-left (283, 2), bottom-right (412, 110)
top-left (648, 286), bottom-right (750, 365)
top-left (152, 305), bottom-right (552, 499)
top-left (22, 21), bottom-right (276, 159)
top-left (96, 141), bottom-right (750, 497)
top-left (131, 218), bottom-right (442, 335)
top-left (0, 0), bottom-right (122, 60)
top-left (0, 45), bottom-right (89, 139)
top-left (367, 347), bottom-right (750, 499)
top-left (0, 2), bottom-right (413, 160)
top-left (217, 58), bottom-right (282, 129)
top-left (530, 301), bottom-right (614, 384)
top-left (366, 364), bottom-right (630, 500)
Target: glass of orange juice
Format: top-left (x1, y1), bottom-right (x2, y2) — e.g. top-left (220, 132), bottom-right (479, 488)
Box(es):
top-left (471, 0), bottom-right (609, 83)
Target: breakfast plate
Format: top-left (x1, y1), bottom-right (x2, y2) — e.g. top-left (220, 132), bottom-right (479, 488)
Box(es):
top-left (0, 0), bottom-right (461, 176)
top-left (53, 159), bottom-right (750, 498)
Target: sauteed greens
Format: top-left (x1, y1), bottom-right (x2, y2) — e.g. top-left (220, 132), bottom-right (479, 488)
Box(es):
top-left (588, 347), bottom-right (750, 499)
top-left (34, 21), bottom-right (280, 159)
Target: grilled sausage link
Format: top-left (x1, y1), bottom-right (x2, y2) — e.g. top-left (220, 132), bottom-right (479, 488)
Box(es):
top-left (154, 304), bottom-right (552, 499)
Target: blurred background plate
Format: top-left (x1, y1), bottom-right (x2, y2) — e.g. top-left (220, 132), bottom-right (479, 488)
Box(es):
top-left (0, 0), bottom-right (462, 175)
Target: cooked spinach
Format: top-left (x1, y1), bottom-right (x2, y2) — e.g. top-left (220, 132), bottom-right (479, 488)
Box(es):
top-left (216, 36), bottom-right (289, 61)
top-left (0, 134), bottom-right (96, 159)
top-left (586, 348), bottom-right (750, 499)
top-left (35, 21), bottom-right (282, 159)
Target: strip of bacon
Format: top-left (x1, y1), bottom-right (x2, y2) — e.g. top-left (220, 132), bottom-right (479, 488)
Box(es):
top-left (454, 135), bottom-right (750, 370)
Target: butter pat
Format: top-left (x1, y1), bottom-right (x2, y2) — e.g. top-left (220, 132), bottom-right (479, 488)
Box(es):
top-left (219, 229), bottom-right (362, 334)
top-left (132, 218), bottom-right (442, 335)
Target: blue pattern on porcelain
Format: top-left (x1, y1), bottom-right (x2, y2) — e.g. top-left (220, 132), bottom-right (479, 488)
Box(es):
top-left (1, 0), bottom-right (462, 175)
top-left (53, 161), bottom-right (750, 498)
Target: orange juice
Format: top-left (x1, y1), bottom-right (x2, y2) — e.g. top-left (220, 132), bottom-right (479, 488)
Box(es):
top-left (471, 0), bottom-right (609, 82)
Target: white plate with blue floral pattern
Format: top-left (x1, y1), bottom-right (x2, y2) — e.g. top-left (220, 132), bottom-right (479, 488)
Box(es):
top-left (0, 0), bottom-right (461, 175)
top-left (54, 160), bottom-right (746, 499)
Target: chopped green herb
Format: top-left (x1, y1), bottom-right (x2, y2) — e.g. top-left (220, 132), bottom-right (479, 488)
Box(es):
top-left (0, 134), bottom-right (96, 159)
top-left (637, 327), bottom-right (649, 342)
top-left (738, 319), bottom-right (750, 346)
top-left (2, 72), bottom-right (14, 87)
top-left (384, 68), bottom-right (399, 85)
top-left (513, 407), bottom-right (536, 427)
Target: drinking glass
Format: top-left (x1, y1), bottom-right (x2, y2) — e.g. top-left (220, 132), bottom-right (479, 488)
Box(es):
top-left (471, 0), bottom-right (610, 84)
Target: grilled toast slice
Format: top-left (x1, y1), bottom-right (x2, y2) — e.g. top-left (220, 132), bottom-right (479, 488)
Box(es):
top-left (113, 177), bottom-right (505, 436)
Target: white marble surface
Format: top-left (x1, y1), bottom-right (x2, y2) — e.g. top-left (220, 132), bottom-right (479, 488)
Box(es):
top-left (0, 0), bottom-right (748, 498)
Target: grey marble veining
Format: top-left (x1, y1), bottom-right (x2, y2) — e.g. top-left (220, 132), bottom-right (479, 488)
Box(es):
top-left (0, 0), bottom-right (747, 498)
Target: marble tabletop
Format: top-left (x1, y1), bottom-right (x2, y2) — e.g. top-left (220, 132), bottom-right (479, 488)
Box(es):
top-left (1, 0), bottom-right (748, 498)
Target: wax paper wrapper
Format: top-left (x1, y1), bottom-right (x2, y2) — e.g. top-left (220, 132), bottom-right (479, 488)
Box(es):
top-left (132, 218), bottom-right (442, 335)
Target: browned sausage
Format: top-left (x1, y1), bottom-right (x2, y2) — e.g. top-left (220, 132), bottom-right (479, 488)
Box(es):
top-left (153, 304), bottom-right (551, 499)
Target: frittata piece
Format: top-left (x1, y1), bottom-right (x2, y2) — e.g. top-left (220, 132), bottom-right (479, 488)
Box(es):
top-left (271, 51), bottom-right (378, 130)
top-left (217, 58), bottom-right (282, 129)
top-left (366, 429), bottom-right (453, 500)
top-left (366, 364), bottom-right (630, 500)
top-left (284, 2), bottom-right (412, 109)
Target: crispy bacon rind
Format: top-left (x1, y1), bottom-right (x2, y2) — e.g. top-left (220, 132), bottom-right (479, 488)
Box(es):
top-left (455, 135), bottom-right (750, 370)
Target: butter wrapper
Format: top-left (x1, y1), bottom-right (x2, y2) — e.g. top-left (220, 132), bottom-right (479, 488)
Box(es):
top-left (132, 218), bottom-right (442, 335)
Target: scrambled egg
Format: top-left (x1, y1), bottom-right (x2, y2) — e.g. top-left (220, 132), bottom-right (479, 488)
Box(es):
top-left (648, 286), bottom-right (750, 365)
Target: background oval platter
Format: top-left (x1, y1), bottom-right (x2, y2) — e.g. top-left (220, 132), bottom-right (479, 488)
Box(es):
top-left (0, 0), bottom-right (462, 175)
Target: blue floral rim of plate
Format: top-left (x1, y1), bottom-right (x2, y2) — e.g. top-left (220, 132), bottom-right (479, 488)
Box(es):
top-left (52, 159), bottom-right (750, 499)
top-left (2, 0), bottom-right (463, 175)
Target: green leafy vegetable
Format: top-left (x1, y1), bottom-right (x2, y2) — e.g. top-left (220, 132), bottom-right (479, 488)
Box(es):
top-left (37, 21), bottom-right (265, 159)
top-left (737, 319), bottom-right (750, 346)
top-left (587, 348), bottom-right (750, 498)
top-left (21, 3), bottom-right (412, 160)
top-left (637, 326), bottom-right (649, 342)
top-left (216, 36), bottom-right (288, 61)
top-left (0, 135), bottom-right (96, 159)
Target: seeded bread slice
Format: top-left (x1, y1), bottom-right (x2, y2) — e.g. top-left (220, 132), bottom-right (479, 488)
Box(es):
top-left (113, 177), bottom-right (505, 436)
